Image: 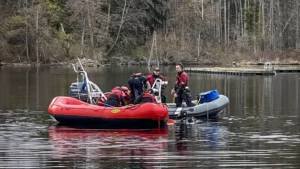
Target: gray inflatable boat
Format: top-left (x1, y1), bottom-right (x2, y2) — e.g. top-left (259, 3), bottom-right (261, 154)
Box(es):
top-left (167, 95), bottom-right (229, 119)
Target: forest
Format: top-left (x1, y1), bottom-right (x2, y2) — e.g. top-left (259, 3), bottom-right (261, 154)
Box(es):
top-left (1, 0), bottom-right (300, 65)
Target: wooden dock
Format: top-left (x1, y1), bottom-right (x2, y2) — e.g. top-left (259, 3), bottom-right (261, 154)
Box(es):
top-left (185, 67), bottom-right (300, 76)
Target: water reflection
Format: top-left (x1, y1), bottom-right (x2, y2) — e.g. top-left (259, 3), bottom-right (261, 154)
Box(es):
top-left (48, 126), bottom-right (169, 168)
top-left (1, 67), bottom-right (300, 168)
top-left (1, 67), bottom-right (300, 117)
top-left (173, 122), bottom-right (229, 152)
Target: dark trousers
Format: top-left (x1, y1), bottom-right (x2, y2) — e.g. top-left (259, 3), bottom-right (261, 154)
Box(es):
top-left (175, 91), bottom-right (194, 107)
top-left (161, 94), bottom-right (166, 103)
top-left (128, 77), bottom-right (144, 103)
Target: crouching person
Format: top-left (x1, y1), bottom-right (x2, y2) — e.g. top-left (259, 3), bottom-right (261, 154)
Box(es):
top-left (134, 89), bottom-right (157, 104)
top-left (104, 87), bottom-right (127, 107)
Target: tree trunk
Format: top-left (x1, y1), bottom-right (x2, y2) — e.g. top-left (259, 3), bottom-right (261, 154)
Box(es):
top-left (227, 0), bottom-right (230, 45)
top-left (218, 0), bottom-right (222, 45)
top-left (148, 32), bottom-right (155, 67)
top-left (25, 0), bottom-right (30, 62)
top-left (86, 0), bottom-right (94, 58)
top-left (106, 0), bottom-right (111, 38)
top-left (201, 0), bottom-right (204, 20)
top-left (224, 0), bottom-right (227, 45)
top-left (197, 31), bottom-right (201, 58)
top-left (262, 0), bottom-right (265, 50)
top-left (240, 0), bottom-right (244, 37)
top-left (234, 1), bottom-right (238, 42)
top-left (36, 5), bottom-right (39, 63)
top-left (106, 0), bottom-right (128, 55)
top-left (269, 0), bottom-right (274, 50)
top-left (155, 32), bottom-right (159, 67)
top-left (297, 2), bottom-right (299, 49)
top-left (81, 19), bottom-right (85, 57)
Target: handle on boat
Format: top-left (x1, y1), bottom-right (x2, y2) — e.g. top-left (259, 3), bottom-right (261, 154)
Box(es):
top-left (72, 57), bottom-right (107, 105)
top-left (101, 103), bottom-right (114, 107)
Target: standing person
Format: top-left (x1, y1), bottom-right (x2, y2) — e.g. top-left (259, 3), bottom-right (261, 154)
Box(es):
top-left (146, 67), bottom-right (167, 103)
top-left (128, 73), bottom-right (151, 103)
top-left (171, 63), bottom-right (194, 107)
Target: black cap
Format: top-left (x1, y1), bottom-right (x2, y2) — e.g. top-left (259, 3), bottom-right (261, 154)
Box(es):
top-left (154, 67), bottom-right (160, 71)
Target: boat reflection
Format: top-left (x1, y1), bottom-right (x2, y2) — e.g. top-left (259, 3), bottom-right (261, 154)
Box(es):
top-left (174, 122), bottom-right (229, 155)
top-left (48, 125), bottom-right (169, 160)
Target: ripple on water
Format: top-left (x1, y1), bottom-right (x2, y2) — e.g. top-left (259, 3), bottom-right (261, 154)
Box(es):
top-left (0, 109), bottom-right (300, 168)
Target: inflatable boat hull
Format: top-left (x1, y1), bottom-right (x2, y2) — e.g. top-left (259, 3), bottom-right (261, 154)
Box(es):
top-left (167, 95), bottom-right (229, 119)
top-left (48, 96), bottom-right (169, 128)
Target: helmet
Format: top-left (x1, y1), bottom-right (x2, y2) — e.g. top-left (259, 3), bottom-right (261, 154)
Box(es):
top-left (121, 86), bottom-right (129, 91)
top-left (121, 86), bottom-right (130, 95)
top-left (111, 86), bottom-right (121, 92)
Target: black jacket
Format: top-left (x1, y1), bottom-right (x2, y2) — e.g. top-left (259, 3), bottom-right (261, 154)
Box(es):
top-left (105, 93), bottom-right (126, 107)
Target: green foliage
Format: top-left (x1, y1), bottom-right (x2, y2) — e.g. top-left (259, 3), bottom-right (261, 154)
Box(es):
top-left (57, 30), bottom-right (73, 43)
top-left (244, 0), bottom-right (263, 49)
top-left (42, 0), bottom-right (66, 30)
top-left (68, 44), bottom-right (82, 58)
top-left (130, 46), bottom-right (147, 59)
top-left (245, 1), bottom-right (259, 34)
top-left (144, 0), bottom-right (167, 32)
top-left (3, 16), bottom-right (25, 30)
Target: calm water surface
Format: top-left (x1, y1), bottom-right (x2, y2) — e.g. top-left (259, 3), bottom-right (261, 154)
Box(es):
top-left (0, 66), bottom-right (300, 168)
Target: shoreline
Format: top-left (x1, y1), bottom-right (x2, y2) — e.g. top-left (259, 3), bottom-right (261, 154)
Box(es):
top-left (1, 59), bottom-right (300, 68)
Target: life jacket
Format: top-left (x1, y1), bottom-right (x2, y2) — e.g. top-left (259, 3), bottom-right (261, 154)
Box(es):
top-left (176, 71), bottom-right (189, 86)
top-left (111, 86), bottom-right (121, 92)
top-left (131, 73), bottom-right (144, 82)
top-left (132, 72), bottom-right (143, 77)
top-left (120, 86), bottom-right (131, 104)
top-left (147, 74), bottom-right (166, 86)
top-left (97, 86), bottom-right (123, 106)
top-left (97, 92), bottom-right (111, 106)
top-left (98, 86), bottom-right (128, 106)
top-left (141, 93), bottom-right (156, 103)
top-left (111, 89), bottom-right (122, 99)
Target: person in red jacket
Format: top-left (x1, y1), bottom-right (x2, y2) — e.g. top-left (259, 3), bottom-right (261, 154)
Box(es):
top-left (104, 87), bottom-right (127, 107)
top-left (171, 63), bottom-right (194, 108)
top-left (120, 86), bottom-right (131, 104)
top-left (146, 67), bottom-right (167, 103)
top-left (134, 89), bottom-right (157, 104)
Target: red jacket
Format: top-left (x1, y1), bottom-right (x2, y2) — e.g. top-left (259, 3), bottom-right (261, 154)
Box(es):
top-left (175, 71), bottom-right (189, 94)
top-left (142, 93), bottom-right (156, 102)
top-left (146, 74), bottom-right (166, 87)
top-left (111, 89), bottom-right (122, 99)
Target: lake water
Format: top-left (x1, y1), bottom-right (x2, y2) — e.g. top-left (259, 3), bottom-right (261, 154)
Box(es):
top-left (0, 66), bottom-right (300, 168)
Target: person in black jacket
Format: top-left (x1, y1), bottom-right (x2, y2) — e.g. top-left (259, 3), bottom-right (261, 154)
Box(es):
top-left (134, 89), bottom-right (157, 104)
top-left (104, 87), bottom-right (126, 107)
top-left (128, 73), bottom-right (151, 103)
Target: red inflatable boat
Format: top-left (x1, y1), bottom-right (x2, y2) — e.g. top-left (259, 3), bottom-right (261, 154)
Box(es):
top-left (48, 96), bottom-right (169, 128)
